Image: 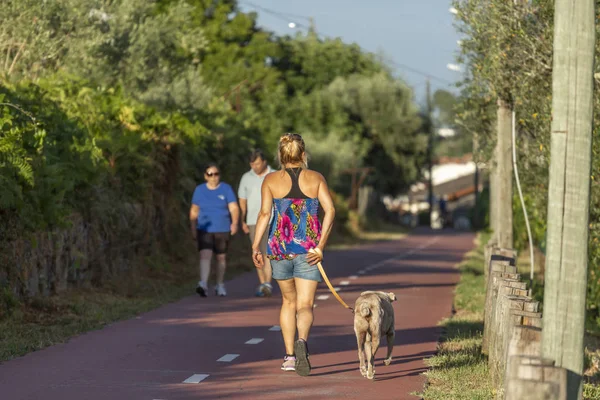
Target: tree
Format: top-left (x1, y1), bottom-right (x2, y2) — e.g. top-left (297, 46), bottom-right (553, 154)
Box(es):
top-left (274, 33), bottom-right (384, 97)
top-left (290, 72), bottom-right (426, 195)
top-left (0, 0), bottom-right (106, 81)
top-left (77, 0), bottom-right (213, 113)
top-left (433, 89), bottom-right (457, 127)
top-left (453, 0), bottom-right (555, 249)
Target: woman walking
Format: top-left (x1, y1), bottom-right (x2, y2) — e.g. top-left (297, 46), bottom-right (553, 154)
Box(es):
top-left (190, 163), bottom-right (239, 297)
top-left (251, 133), bottom-right (335, 376)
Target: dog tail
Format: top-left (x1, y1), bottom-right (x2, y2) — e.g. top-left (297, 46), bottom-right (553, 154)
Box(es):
top-left (360, 303), bottom-right (371, 318)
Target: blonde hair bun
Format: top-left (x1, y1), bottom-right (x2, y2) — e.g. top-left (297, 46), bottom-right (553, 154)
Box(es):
top-left (278, 133), bottom-right (307, 168)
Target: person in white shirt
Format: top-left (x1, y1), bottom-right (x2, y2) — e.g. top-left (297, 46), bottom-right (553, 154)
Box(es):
top-left (238, 149), bottom-right (275, 297)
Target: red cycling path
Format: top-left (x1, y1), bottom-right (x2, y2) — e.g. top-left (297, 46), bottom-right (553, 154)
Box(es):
top-left (0, 228), bottom-right (475, 400)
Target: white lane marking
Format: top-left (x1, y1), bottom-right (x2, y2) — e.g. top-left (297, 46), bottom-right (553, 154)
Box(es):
top-left (313, 303), bottom-right (318, 308)
top-left (360, 236), bottom-right (441, 272)
top-left (217, 354), bottom-right (239, 362)
top-left (245, 338), bottom-right (264, 345)
top-left (269, 325), bottom-right (281, 331)
top-left (317, 295), bottom-right (330, 300)
top-left (334, 287), bottom-right (341, 292)
top-left (183, 374), bottom-right (209, 384)
top-left (349, 275), bottom-right (359, 280)
top-left (340, 281), bottom-right (350, 286)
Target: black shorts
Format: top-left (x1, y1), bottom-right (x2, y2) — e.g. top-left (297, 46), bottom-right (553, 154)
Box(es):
top-left (196, 230), bottom-right (230, 254)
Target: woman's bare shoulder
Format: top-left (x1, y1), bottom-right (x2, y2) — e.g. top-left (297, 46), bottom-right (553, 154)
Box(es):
top-left (303, 169), bottom-right (325, 181)
top-left (264, 170), bottom-right (283, 184)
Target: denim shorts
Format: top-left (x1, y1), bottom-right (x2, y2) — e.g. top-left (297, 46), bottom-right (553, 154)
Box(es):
top-left (271, 254), bottom-right (323, 282)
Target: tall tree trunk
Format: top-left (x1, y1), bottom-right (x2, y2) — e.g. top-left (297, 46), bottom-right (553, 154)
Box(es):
top-left (496, 99), bottom-right (513, 249)
top-left (542, 0), bottom-right (595, 398)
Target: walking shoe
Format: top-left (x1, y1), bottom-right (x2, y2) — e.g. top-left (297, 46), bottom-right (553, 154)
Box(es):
top-left (281, 355), bottom-right (296, 371)
top-left (294, 339), bottom-right (311, 376)
top-left (196, 281), bottom-right (207, 297)
top-left (215, 283), bottom-right (227, 297)
top-left (255, 284), bottom-right (265, 297)
top-left (260, 282), bottom-right (273, 297)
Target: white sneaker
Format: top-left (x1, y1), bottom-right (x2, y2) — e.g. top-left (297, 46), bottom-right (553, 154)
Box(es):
top-left (215, 283), bottom-right (227, 297)
top-left (261, 282), bottom-right (273, 297)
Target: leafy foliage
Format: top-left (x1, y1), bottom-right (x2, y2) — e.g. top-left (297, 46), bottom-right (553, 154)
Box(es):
top-left (0, 0), bottom-right (427, 300)
top-left (453, 0), bottom-right (599, 324)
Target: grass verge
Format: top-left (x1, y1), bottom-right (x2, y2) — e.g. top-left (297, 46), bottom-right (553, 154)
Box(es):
top-left (418, 232), bottom-right (600, 400)
top-left (417, 232), bottom-right (494, 400)
top-left (0, 223), bottom-right (407, 363)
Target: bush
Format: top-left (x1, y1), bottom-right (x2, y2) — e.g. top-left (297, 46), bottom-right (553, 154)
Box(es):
top-left (0, 76), bottom-right (264, 298)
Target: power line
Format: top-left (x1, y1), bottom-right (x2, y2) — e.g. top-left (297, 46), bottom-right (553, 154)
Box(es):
top-left (238, 1), bottom-right (311, 29)
top-left (388, 61), bottom-right (453, 85)
top-left (240, 0), bottom-right (311, 22)
top-left (237, 1), bottom-right (454, 87)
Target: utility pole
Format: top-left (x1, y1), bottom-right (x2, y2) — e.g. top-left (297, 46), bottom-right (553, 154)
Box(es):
top-left (426, 79), bottom-right (434, 225)
top-left (542, 0), bottom-right (595, 398)
top-left (495, 98), bottom-right (513, 248)
top-left (473, 134), bottom-right (480, 228)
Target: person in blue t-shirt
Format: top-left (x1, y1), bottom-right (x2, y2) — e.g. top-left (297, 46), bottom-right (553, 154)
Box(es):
top-left (189, 163), bottom-right (239, 297)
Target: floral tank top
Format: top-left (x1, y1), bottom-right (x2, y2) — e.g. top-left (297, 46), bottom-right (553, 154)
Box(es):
top-left (266, 168), bottom-right (322, 260)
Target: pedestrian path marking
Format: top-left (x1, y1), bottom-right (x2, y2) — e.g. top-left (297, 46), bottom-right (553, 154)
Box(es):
top-left (317, 295), bottom-right (329, 300)
top-left (269, 325), bottom-right (281, 331)
top-left (245, 338), bottom-right (264, 345)
top-left (217, 354), bottom-right (239, 362)
top-left (183, 374), bottom-right (209, 384)
top-left (340, 281), bottom-right (350, 286)
top-left (355, 236), bottom-right (441, 274)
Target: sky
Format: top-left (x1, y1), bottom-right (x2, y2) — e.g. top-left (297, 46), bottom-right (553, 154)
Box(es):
top-left (237, 0), bottom-right (463, 105)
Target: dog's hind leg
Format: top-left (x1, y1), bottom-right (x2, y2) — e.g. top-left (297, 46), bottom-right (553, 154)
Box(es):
top-left (355, 329), bottom-right (367, 377)
top-left (384, 330), bottom-right (395, 366)
top-left (364, 332), bottom-right (373, 379)
top-left (367, 333), bottom-right (380, 380)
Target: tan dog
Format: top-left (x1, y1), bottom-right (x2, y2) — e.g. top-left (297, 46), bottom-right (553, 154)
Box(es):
top-left (353, 291), bottom-right (396, 380)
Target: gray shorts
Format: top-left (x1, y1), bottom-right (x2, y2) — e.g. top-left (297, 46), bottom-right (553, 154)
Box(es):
top-left (271, 254), bottom-right (322, 282)
top-left (248, 225), bottom-right (268, 254)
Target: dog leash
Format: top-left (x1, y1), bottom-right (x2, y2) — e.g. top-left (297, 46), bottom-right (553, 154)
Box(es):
top-left (309, 248), bottom-right (354, 314)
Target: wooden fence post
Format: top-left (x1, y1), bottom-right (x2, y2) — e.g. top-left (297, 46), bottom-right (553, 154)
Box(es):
top-left (504, 357), bottom-right (567, 400)
top-left (483, 262), bottom-right (519, 354)
top-left (505, 379), bottom-right (560, 400)
top-left (490, 294), bottom-right (539, 387)
top-left (485, 247), bottom-right (517, 287)
top-left (506, 325), bottom-right (543, 363)
top-left (484, 277), bottom-right (526, 355)
top-left (484, 242), bottom-right (496, 284)
top-left (502, 356), bottom-right (555, 400)
top-left (502, 310), bottom-right (543, 364)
